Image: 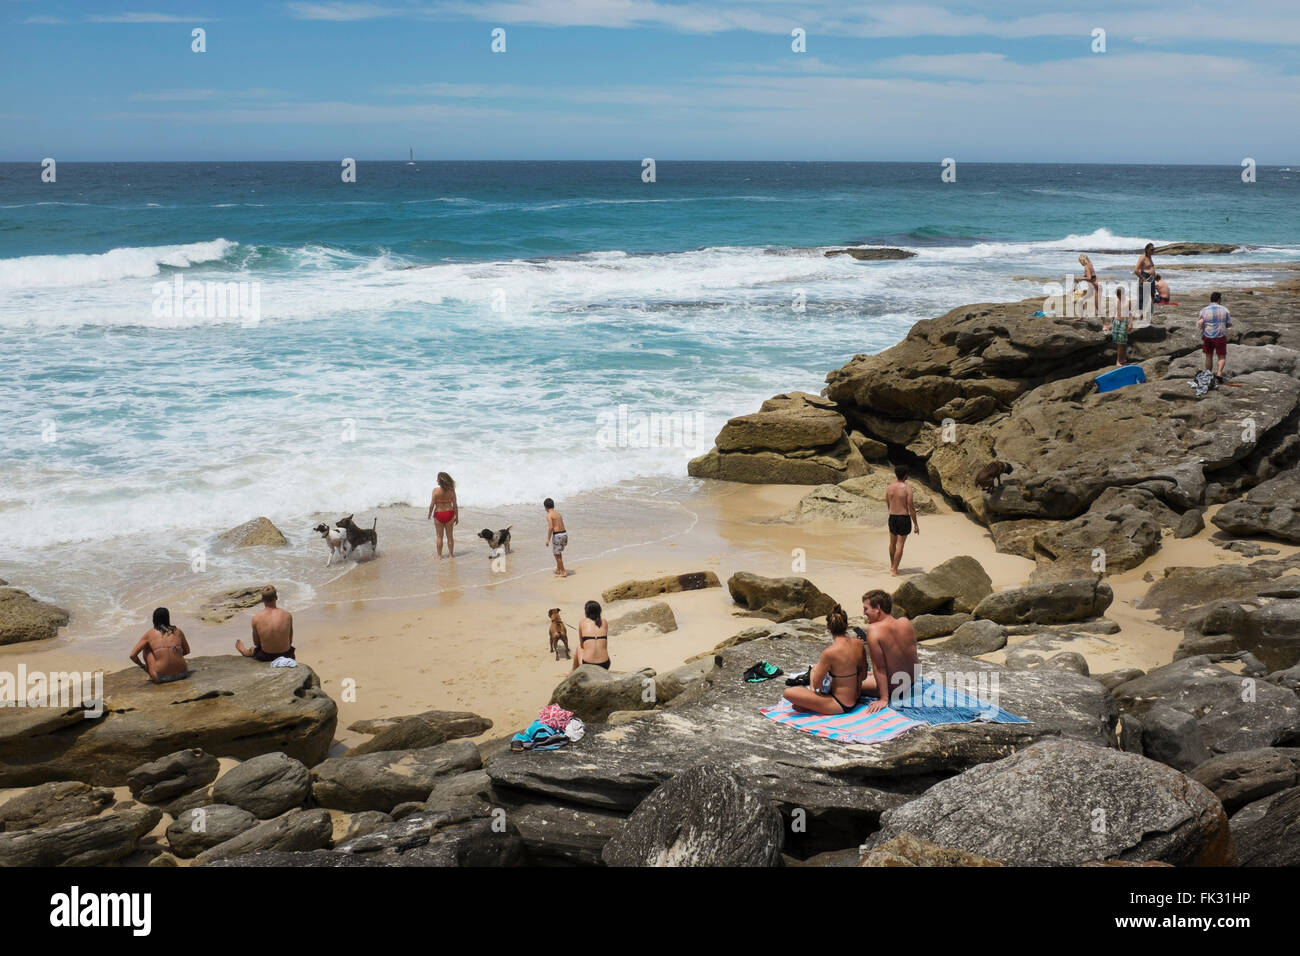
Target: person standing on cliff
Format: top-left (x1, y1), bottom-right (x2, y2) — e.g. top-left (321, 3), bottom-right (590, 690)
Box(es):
top-left (885, 465), bottom-right (919, 576)
top-left (1134, 242), bottom-right (1156, 315)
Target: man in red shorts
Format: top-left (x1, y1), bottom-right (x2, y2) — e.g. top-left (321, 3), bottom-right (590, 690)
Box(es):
top-left (1198, 292), bottom-right (1232, 378)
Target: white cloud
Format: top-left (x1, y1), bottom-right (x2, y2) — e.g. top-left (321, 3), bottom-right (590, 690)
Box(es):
top-left (88, 12), bottom-right (216, 23)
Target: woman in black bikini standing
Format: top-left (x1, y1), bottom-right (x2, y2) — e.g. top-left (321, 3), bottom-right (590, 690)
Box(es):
top-left (573, 600), bottom-right (611, 671)
top-left (783, 605), bottom-right (866, 714)
top-left (129, 607), bottom-right (191, 684)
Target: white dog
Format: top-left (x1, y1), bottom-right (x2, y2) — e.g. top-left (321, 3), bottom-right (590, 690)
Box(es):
top-left (313, 523), bottom-right (351, 566)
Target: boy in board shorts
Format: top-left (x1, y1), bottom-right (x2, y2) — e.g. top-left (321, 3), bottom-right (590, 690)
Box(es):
top-left (544, 498), bottom-right (568, 577)
top-left (1198, 292), bottom-right (1232, 378)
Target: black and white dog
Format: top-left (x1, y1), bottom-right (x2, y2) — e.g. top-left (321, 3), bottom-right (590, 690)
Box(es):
top-left (477, 526), bottom-right (512, 553)
top-left (313, 523), bottom-right (351, 566)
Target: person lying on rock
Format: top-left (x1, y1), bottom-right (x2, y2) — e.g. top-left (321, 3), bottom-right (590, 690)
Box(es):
top-left (130, 607), bottom-right (192, 684)
top-left (236, 585), bottom-right (296, 662)
top-left (783, 605), bottom-right (867, 714)
top-left (860, 590), bottom-right (918, 714)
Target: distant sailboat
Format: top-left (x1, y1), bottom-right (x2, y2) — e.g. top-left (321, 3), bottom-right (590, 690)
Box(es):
top-left (407, 147), bottom-right (415, 166)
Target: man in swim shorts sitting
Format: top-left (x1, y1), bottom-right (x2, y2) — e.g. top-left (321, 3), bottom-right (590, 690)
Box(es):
top-left (884, 465), bottom-right (919, 576)
top-left (236, 585), bottom-right (296, 662)
top-left (544, 497), bottom-right (568, 577)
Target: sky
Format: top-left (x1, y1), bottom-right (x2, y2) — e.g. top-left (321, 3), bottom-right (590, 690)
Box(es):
top-left (2, 0), bottom-right (1299, 162)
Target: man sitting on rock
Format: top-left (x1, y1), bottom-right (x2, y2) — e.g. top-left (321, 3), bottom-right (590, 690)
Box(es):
top-left (236, 585), bottom-right (296, 662)
top-left (860, 590), bottom-right (918, 714)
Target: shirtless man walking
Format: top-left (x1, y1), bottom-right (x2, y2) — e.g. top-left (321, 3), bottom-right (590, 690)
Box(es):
top-left (544, 497), bottom-right (568, 577)
top-left (859, 589), bottom-right (918, 714)
top-left (236, 585), bottom-right (296, 661)
top-left (885, 464), bottom-right (919, 576)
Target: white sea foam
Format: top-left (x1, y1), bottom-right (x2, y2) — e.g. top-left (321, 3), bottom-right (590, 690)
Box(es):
top-left (0, 238), bottom-right (237, 290)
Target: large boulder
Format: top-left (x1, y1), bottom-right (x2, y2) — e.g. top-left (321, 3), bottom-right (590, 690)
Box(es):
top-left (488, 622), bottom-right (1117, 858)
top-left (0, 587), bottom-right (70, 645)
top-left (689, 393), bottom-right (869, 485)
top-left (1178, 598), bottom-right (1300, 672)
top-left (0, 656), bottom-right (337, 788)
top-left (211, 752), bottom-right (311, 819)
top-left (936, 619), bottom-right (1006, 656)
top-left (165, 804), bottom-right (260, 858)
top-left (1141, 704), bottom-right (1213, 773)
top-left (0, 806), bottom-right (161, 867)
top-left (550, 665), bottom-right (658, 722)
top-left (891, 555), bottom-right (993, 618)
top-left (194, 808), bottom-right (333, 865)
top-left (866, 739), bottom-right (1233, 865)
top-left (0, 781), bottom-right (114, 832)
top-left (602, 765), bottom-right (784, 867)
top-left (310, 740), bottom-right (482, 813)
top-left (506, 800), bottom-right (625, 866)
top-left (127, 749), bottom-right (220, 804)
top-left (608, 602), bottom-right (678, 636)
top-left (601, 571), bottom-right (720, 603)
top-left (1111, 656), bottom-right (1300, 754)
top-left (349, 710), bottom-right (493, 756)
top-left (974, 578), bottom-right (1113, 625)
top-left (332, 812), bottom-right (528, 867)
top-left (727, 571), bottom-right (837, 623)
top-left (1032, 487), bottom-right (1167, 576)
top-left (218, 516), bottom-right (287, 547)
top-left (1189, 749), bottom-right (1300, 814)
top-left (1212, 468), bottom-right (1300, 543)
top-left (1137, 553), bottom-right (1300, 629)
top-left (1229, 786), bottom-right (1300, 866)
top-left (348, 710), bottom-right (492, 740)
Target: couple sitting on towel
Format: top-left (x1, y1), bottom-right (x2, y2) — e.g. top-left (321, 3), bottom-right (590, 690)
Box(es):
top-left (783, 590), bottom-right (917, 716)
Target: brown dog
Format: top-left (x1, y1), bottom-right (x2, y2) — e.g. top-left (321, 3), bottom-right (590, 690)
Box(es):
top-left (547, 608), bottom-right (570, 660)
top-left (974, 460), bottom-right (1013, 492)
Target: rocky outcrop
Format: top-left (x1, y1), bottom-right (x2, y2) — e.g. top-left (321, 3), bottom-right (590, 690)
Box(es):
top-left (892, 556), bottom-right (993, 618)
top-left (127, 749), bottom-right (220, 804)
top-left (1138, 553), bottom-right (1300, 629)
top-left (166, 805), bottom-right (260, 858)
top-left (602, 765), bottom-right (784, 867)
top-left (1213, 469), bottom-right (1300, 543)
top-left (608, 602), bottom-right (678, 636)
top-left (211, 752), bottom-right (311, 819)
top-left (194, 808), bottom-right (333, 865)
top-left (0, 587), bottom-right (70, 645)
top-left (1111, 656), bottom-right (1300, 754)
top-left (1031, 487), bottom-right (1172, 578)
top-left (727, 571), bottom-right (837, 623)
top-left (0, 656), bottom-right (337, 788)
top-left (823, 247), bottom-right (916, 260)
top-left (688, 393), bottom-right (868, 485)
top-left (974, 578), bottom-right (1113, 625)
top-left (0, 781), bottom-right (114, 832)
top-left (865, 739), bottom-right (1233, 866)
top-left (912, 613), bottom-right (972, 640)
top-left (1177, 596), bottom-right (1300, 672)
top-left (310, 741), bottom-right (482, 813)
top-left (550, 665), bottom-right (658, 722)
top-left (197, 586), bottom-right (266, 624)
top-left (218, 516), bottom-right (287, 547)
top-left (601, 571), bottom-right (720, 603)
top-left (1189, 748), bottom-right (1300, 814)
top-left (0, 806), bottom-right (161, 867)
top-left (349, 710), bottom-right (493, 756)
top-left (936, 619), bottom-right (1006, 656)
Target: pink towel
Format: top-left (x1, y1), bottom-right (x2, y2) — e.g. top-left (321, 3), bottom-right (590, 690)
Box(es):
top-left (538, 704), bottom-right (573, 730)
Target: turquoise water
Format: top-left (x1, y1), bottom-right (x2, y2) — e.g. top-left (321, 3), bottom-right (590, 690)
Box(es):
top-left (2, 161), bottom-right (1298, 557)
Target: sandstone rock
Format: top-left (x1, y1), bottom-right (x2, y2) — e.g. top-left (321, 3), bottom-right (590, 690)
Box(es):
top-left (714, 406), bottom-right (845, 453)
top-left (781, 483), bottom-right (884, 524)
top-left (165, 804), bottom-right (259, 858)
top-left (866, 739), bottom-right (1233, 865)
top-left (601, 571), bottom-right (720, 604)
top-left (936, 620), bottom-right (1006, 656)
top-left (211, 752), bottom-right (311, 819)
top-left (1190, 749), bottom-right (1300, 814)
top-left (310, 740), bottom-right (483, 813)
top-left (974, 578), bottom-right (1113, 625)
top-left (892, 555), bottom-right (993, 618)
top-left (1177, 598), bottom-right (1300, 672)
top-left (194, 807), bottom-right (333, 865)
top-left (0, 781), bottom-right (113, 832)
top-left (859, 832), bottom-right (1003, 867)
top-left (1112, 656), bottom-right (1300, 754)
top-left (197, 586), bottom-right (265, 624)
top-left (341, 810), bottom-right (393, 841)
top-left (219, 516), bottom-right (287, 547)
top-left (550, 665), bottom-right (657, 723)
top-left (0, 588), bottom-right (70, 645)
top-left (837, 473), bottom-right (938, 514)
top-left (912, 613), bottom-right (972, 641)
top-left (506, 800), bottom-right (625, 866)
top-left (424, 770), bottom-right (494, 814)
top-left (1033, 487), bottom-right (1167, 575)
top-left (1095, 668), bottom-right (1145, 691)
top-left (1229, 786), bottom-right (1300, 865)
top-left (331, 813), bottom-right (527, 867)
top-left (348, 709), bottom-right (492, 741)
top-left (602, 765), bottom-right (784, 867)
top-left (0, 806), bottom-right (161, 867)
top-left (654, 657), bottom-right (720, 705)
top-left (609, 602), bottom-right (678, 636)
top-left (1137, 554), bottom-right (1300, 629)
top-left (688, 437), bottom-right (868, 485)
top-left (727, 571), bottom-right (836, 623)
top-left (127, 748), bottom-right (220, 804)
top-left (0, 656), bottom-right (337, 788)
top-left (1175, 508), bottom-right (1206, 538)
top-left (1142, 704), bottom-right (1213, 772)
top-left (349, 710), bottom-right (493, 756)
top-left (163, 786), bottom-right (213, 818)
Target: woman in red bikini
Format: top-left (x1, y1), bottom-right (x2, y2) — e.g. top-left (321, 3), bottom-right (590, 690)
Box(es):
top-left (427, 471), bottom-right (459, 558)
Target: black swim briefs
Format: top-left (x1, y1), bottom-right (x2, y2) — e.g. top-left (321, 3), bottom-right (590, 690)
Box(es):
top-left (888, 514), bottom-right (912, 536)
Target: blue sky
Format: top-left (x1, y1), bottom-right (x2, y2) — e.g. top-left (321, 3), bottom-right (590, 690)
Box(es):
top-left (3, 0), bottom-right (1299, 161)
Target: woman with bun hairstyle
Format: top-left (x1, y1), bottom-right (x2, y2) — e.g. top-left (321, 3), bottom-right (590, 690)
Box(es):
top-left (782, 604), bottom-right (867, 714)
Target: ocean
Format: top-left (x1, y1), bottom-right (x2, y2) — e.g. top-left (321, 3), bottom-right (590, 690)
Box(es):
top-left (2, 161), bottom-right (1298, 633)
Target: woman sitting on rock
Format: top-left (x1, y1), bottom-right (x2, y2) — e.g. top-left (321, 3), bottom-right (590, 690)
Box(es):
top-left (574, 600), bottom-right (611, 671)
top-left (130, 607), bottom-right (191, 684)
top-left (783, 604), bottom-right (867, 714)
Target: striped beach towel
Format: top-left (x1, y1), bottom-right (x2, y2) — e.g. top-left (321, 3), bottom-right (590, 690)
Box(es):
top-left (760, 679), bottom-right (1029, 744)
